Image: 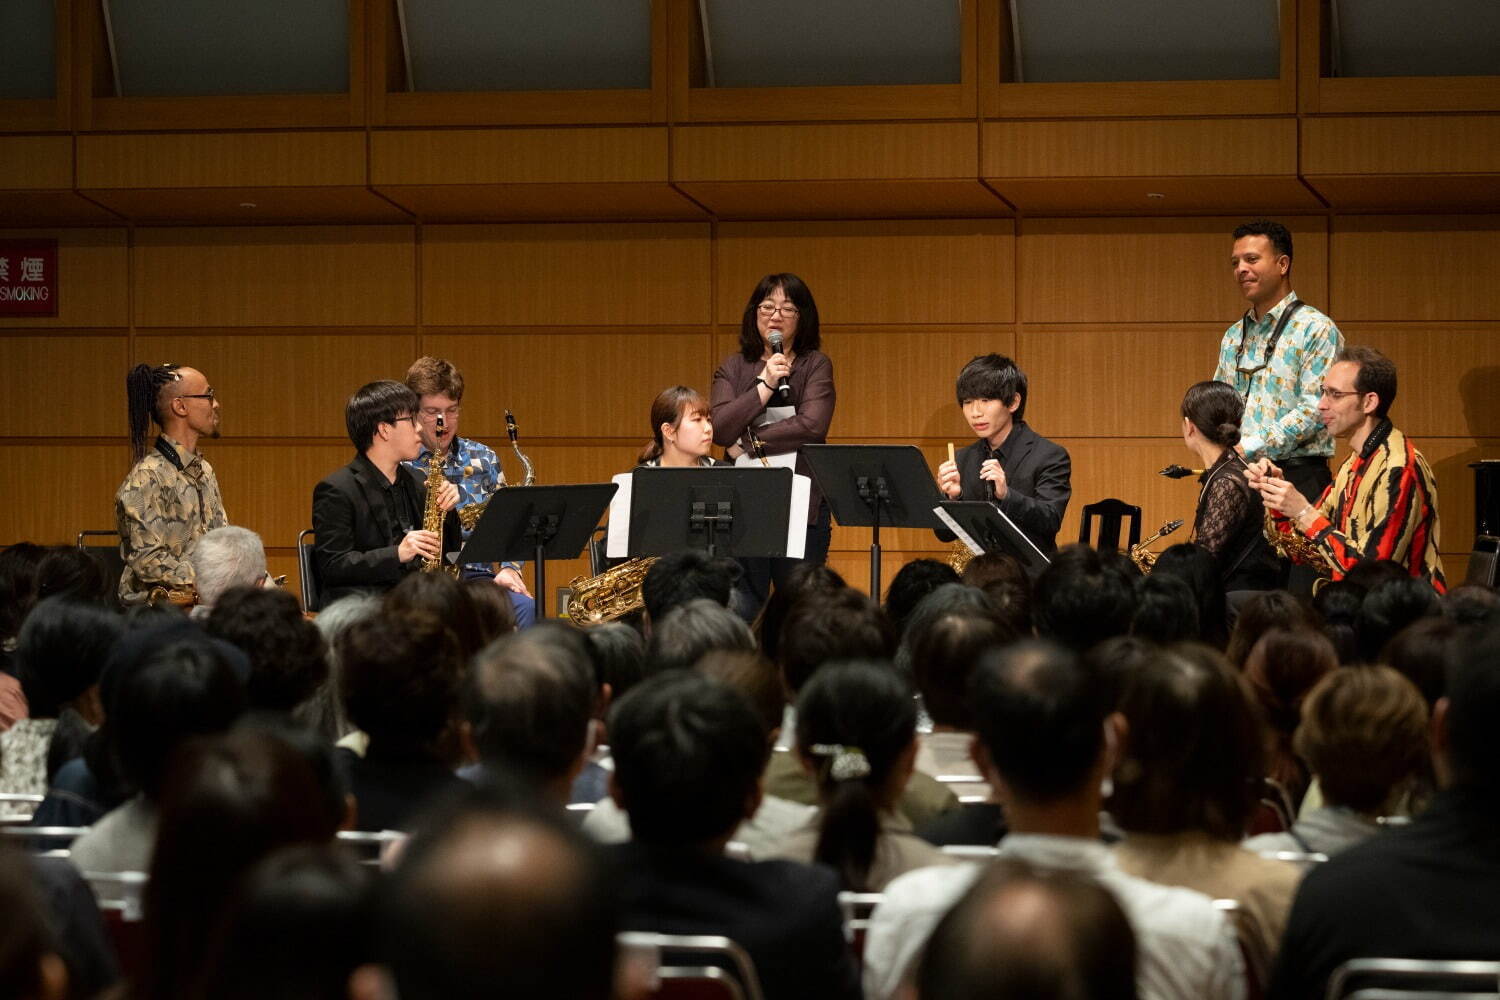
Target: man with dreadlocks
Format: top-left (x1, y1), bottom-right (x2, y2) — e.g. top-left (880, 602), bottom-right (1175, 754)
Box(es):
top-left (115, 363), bottom-right (228, 605)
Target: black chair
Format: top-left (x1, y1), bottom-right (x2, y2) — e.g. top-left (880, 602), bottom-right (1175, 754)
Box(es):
top-left (76, 530), bottom-right (126, 608)
top-left (297, 528), bottom-right (322, 613)
top-left (1078, 499), bottom-right (1142, 553)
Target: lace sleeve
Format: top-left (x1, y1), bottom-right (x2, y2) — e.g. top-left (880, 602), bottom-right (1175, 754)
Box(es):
top-left (1196, 474), bottom-right (1250, 557)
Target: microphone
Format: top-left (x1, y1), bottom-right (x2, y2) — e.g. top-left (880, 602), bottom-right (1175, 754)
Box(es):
top-left (768, 332), bottom-right (791, 397)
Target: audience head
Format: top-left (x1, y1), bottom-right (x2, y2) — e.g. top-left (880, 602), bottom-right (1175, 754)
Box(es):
top-left (971, 640), bottom-right (1108, 807)
top-left (981, 579), bottom-right (1034, 638)
top-left (647, 598), bottom-right (755, 674)
top-left (955, 353), bottom-right (1029, 422)
top-left (738, 272), bottom-right (821, 359)
top-left (468, 629), bottom-right (596, 800)
top-left (640, 551), bottom-right (740, 626)
top-left (1342, 558), bottom-right (1409, 594)
top-left (1150, 543), bottom-right (1227, 647)
top-left (916, 859), bottom-right (1136, 1000)
top-left (883, 559), bottom-right (960, 637)
top-left (1379, 615), bottom-right (1457, 708)
top-left (0, 542), bottom-right (47, 639)
top-left (32, 547), bottom-right (109, 606)
top-left (1437, 624), bottom-right (1500, 792)
top-left (339, 611), bottom-right (464, 763)
top-left (1083, 635), bottom-right (1157, 714)
top-left (208, 586), bottom-right (329, 713)
top-left (609, 671), bottom-right (768, 846)
top-left (304, 594), bottom-right (380, 743)
top-left (908, 603), bottom-right (1015, 731)
top-left (1110, 645), bottom-right (1261, 841)
top-left (694, 649), bottom-right (784, 739)
top-left (1443, 584), bottom-right (1500, 627)
top-left (0, 847), bottom-right (68, 1000)
top-left (1226, 589), bottom-right (1317, 668)
top-left (961, 552), bottom-right (1027, 591)
top-left (384, 572), bottom-right (488, 661)
top-left (796, 661), bottom-right (917, 891)
top-left (378, 784), bottom-right (618, 1000)
top-left (1295, 667), bottom-right (1428, 815)
top-left (757, 563), bottom-right (847, 664)
top-left (190, 526), bottom-right (267, 609)
top-left (14, 597), bottom-right (121, 720)
top-left (1130, 573), bottom-right (1201, 645)
top-left (1180, 380), bottom-right (1244, 448)
top-left (1032, 545), bottom-right (1135, 653)
top-left (1356, 577), bottom-right (1442, 664)
top-left (344, 380), bottom-right (419, 453)
top-left (1244, 627), bottom-right (1337, 798)
top-left (779, 588), bottom-right (896, 696)
top-left (1311, 580), bottom-right (1365, 664)
top-left (462, 577), bottom-right (516, 643)
top-left (583, 622), bottom-right (646, 702)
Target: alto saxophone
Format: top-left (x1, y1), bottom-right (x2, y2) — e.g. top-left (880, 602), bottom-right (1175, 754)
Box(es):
top-left (420, 417), bottom-right (450, 574)
top-left (1129, 519), bottom-right (1184, 573)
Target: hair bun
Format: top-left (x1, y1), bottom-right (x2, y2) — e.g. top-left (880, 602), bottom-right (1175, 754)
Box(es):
top-left (1217, 423), bottom-right (1242, 447)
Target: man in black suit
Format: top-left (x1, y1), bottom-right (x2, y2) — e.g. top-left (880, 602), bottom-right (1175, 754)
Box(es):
top-left (935, 353), bottom-right (1072, 555)
top-left (312, 380), bottom-right (460, 603)
top-left (606, 670), bottom-right (861, 1000)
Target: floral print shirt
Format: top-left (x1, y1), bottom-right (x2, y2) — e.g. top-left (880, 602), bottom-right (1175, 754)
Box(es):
top-left (115, 436), bottom-right (229, 604)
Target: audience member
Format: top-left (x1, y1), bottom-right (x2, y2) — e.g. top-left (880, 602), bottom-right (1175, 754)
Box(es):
top-left (0, 845), bottom-right (71, 1000)
top-left (1226, 590), bottom-right (1317, 668)
top-left (640, 550), bottom-right (741, 629)
top-left (1110, 644), bottom-right (1302, 987)
top-left (1442, 583), bottom-right (1500, 626)
top-left (68, 637), bottom-right (247, 874)
top-left (207, 586), bottom-right (328, 714)
top-left (1378, 615), bottom-right (1455, 708)
top-left (1246, 666), bottom-right (1427, 859)
top-left (0, 542), bottom-right (47, 661)
top-left (462, 576), bottom-right (516, 642)
top-left (302, 594), bottom-right (380, 745)
top-left (1268, 624), bottom-right (1500, 999)
top-left (777, 661), bottom-right (954, 890)
top-left (1130, 574), bottom-right (1201, 645)
top-left (960, 551), bottom-right (1028, 591)
top-left (894, 582), bottom-right (1001, 678)
top-left (1243, 628), bottom-right (1337, 809)
top-left (1032, 545), bottom-right (1135, 653)
top-left (1084, 635), bottom-right (1157, 714)
top-left (646, 598), bottom-right (755, 674)
top-left (1339, 558), bottom-right (1409, 594)
top-left (1151, 543), bottom-right (1228, 647)
top-left (383, 571), bottom-right (488, 661)
top-left (583, 621), bottom-right (646, 702)
top-left (979, 575), bottom-right (1034, 636)
top-left (137, 726), bottom-right (342, 1000)
top-left (1355, 576), bottom-right (1441, 664)
top-left (336, 611), bottom-right (468, 831)
top-left (864, 640), bottom-right (1243, 1000)
top-left (188, 525), bottom-right (268, 616)
top-left (376, 783), bottom-right (619, 1000)
top-left (756, 563), bottom-right (847, 665)
top-left (915, 858), bottom-right (1137, 1000)
top-left (1310, 580), bottom-right (1364, 664)
top-left (1, 599), bottom-right (120, 796)
top-left (607, 671), bottom-right (860, 1000)
top-left (32, 548), bottom-right (110, 608)
top-left (882, 559), bottom-right (959, 638)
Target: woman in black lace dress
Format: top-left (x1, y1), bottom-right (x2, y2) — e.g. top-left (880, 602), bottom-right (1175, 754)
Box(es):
top-left (1180, 381), bottom-right (1281, 595)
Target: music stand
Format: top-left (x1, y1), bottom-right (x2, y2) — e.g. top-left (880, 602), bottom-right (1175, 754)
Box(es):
top-left (627, 467), bottom-right (801, 559)
top-left (935, 500), bottom-right (1052, 577)
top-left (802, 444), bottom-right (945, 596)
top-left (461, 483), bottom-right (618, 619)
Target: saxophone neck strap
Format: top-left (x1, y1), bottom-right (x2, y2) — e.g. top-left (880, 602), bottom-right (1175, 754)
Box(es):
top-left (1235, 299), bottom-right (1304, 392)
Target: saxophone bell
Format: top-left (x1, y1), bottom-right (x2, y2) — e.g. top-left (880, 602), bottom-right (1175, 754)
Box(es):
top-left (1129, 519), bottom-right (1185, 574)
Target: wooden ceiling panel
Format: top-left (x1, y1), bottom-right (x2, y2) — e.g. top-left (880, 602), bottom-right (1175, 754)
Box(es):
top-left (376, 183), bottom-right (707, 222)
top-left (677, 180), bottom-right (1011, 220)
top-left (988, 177), bottom-right (1323, 216)
top-left (79, 187), bottom-right (412, 225)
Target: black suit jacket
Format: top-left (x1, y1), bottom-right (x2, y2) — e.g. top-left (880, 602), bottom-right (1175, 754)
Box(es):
top-left (609, 842), bottom-right (861, 1000)
top-left (942, 420), bottom-right (1072, 555)
top-left (312, 453), bottom-right (461, 603)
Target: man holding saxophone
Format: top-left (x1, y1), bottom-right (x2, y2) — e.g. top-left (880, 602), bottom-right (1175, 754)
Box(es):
top-left (402, 356), bottom-right (535, 625)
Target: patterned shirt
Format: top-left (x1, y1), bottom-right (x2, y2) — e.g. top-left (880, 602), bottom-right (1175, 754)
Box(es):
top-left (404, 435), bottom-right (520, 572)
top-left (115, 435), bottom-right (229, 604)
top-left (1213, 292), bottom-right (1343, 461)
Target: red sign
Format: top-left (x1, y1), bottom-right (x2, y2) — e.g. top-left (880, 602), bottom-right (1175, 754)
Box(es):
top-left (0, 240), bottom-right (59, 317)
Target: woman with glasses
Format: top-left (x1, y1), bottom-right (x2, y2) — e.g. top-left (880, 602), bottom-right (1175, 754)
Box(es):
top-left (711, 273), bottom-right (835, 605)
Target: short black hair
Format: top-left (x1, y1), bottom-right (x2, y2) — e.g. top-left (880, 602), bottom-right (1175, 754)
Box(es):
top-left (1336, 345), bottom-right (1398, 419)
top-left (955, 354), bottom-right (1028, 422)
top-left (1151, 543), bottom-right (1230, 649)
top-left (207, 587), bottom-right (329, 713)
top-left (737, 273), bottom-right (822, 361)
top-left (345, 380), bottom-right (418, 452)
top-left (641, 551), bottom-right (740, 624)
top-left (1312, 580), bottom-right (1365, 665)
top-left (33, 547), bottom-right (109, 605)
top-left (779, 588), bottom-right (896, 695)
top-left (882, 559), bottom-right (960, 637)
top-left (583, 623), bottom-right (646, 701)
top-left (1032, 545), bottom-right (1136, 653)
top-left (468, 629), bottom-right (597, 788)
top-left (385, 572), bottom-right (489, 662)
top-left (1129, 574), bottom-right (1201, 645)
top-left (1233, 219), bottom-right (1294, 261)
top-left (14, 597), bottom-right (122, 718)
top-left (1442, 624), bottom-right (1500, 791)
top-left (609, 671), bottom-right (768, 846)
top-left (1356, 577), bottom-right (1441, 664)
top-left (909, 606), bottom-right (1015, 730)
top-left (971, 640), bottom-right (1105, 804)
top-left (339, 611), bottom-right (463, 759)
top-left (646, 598), bottom-right (755, 674)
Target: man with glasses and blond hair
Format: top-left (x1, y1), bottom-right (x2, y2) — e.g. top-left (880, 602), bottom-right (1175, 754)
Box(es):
top-left (403, 356), bottom-right (535, 626)
top-left (116, 362), bottom-right (229, 605)
top-left (1249, 346), bottom-right (1446, 592)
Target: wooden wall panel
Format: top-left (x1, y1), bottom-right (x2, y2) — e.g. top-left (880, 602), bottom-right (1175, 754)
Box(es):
top-left (421, 332), bottom-right (716, 440)
top-left (371, 128), bottom-right (669, 185)
top-left (1420, 439), bottom-right (1500, 558)
top-left (211, 444), bottom-right (352, 547)
top-left (422, 224), bottom-right (712, 327)
top-left (0, 336), bottom-right (128, 437)
top-left (1020, 218), bottom-right (1329, 324)
top-left (0, 445), bottom-right (126, 543)
top-left (1303, 117), bottom-right (1500, 175)
top-left (984, 119), bottom-right (1298, 178)
top-left (716, 221), bottom-right (1015, 326)
top-left (674, 123), bottom-right (979, 181)
top-left (1330, 217), bottom-right (1500, 323)
top-left (1334, 326), bottom-right (1500, 440)
top-left (133, 333), bottom-right (419, 439)
top-left (77, 132), bottom-right (367, 189)
top-left (1055, 438), bottom-right (1201, 547)
top-left (132, 227), bottom-right (417, 328)
top-left (0, 229), bottom-right (128, 329)
top-left (0, 136), bottom-right (73, 188)
top-left (1021, 327), bottom-right (1224, 438)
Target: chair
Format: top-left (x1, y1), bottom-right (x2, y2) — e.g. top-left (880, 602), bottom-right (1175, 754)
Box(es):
top-left (335, 829), bottom-right (406, 868)
top-left (0, 792), bottom-right (43, 824)
top-left (838, 891), bottom-right (883, 962)
top-left (296, 528), bottom-right (322, 613)
top-left (1214, 899), bottom-right (1266, 1000)
top-left (1325, 957), bottom-right (1500, 1000)
top-left (618, 932), bottom-right (765, 1000)
top-left (940, 844), bottom-right (1000, 861)
top-left (1077, 499), bottom-right (1142, 553)
top-left (76, 530), bottom-right (126, 607)
top-left (1256, 849), bottom-right (1330, 869)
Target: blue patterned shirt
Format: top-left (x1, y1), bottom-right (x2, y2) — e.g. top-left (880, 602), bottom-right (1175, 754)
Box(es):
top-left (404, 436), bottom-right (520, 572)
top-left (1213, 291), bottom-right (1343, 461)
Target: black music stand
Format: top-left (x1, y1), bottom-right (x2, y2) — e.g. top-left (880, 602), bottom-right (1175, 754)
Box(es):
top-left (935, 500), bottom-right (1052, 577)
top-left (628, 467), bottom-right (798, 559)
top-left (802, 444), bottom-right (945, 597)
top-left (461, 483), bottom-right (618, 619)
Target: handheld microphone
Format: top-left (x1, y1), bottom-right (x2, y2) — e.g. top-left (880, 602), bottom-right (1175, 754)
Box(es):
top-left (768, 332), bottom-right (791, 397)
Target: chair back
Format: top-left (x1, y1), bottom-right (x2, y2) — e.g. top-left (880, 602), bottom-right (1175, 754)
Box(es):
top-left (297, 528), bottom-right (322, 613)
top-left (0, 792), bottom-right (43, 824)
top-left (838, 891), bottom-right (883, 963)
top-left (1077, 499), bottom-right (1142, 552)
top-left (1325, 957), bottom-right (1500, 1000)
top-left (618, 932), bottom-right (765, 1000)
top-left (76, 530), bottom-right (126, 607)
top-left (940, 844), bottom-right (1000, 861)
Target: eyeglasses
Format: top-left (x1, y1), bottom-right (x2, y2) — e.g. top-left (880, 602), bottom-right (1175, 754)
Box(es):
top-left (179, 387), bottom-right (216, 401)
top-left (1319, 386), bottom-right (1362, 401)
top-left (419, 405), bottom-right (462, 420)
top-left (389, 415), bottom-right (417, 425)
top-left (757, 302), bottom-right (800, 318)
